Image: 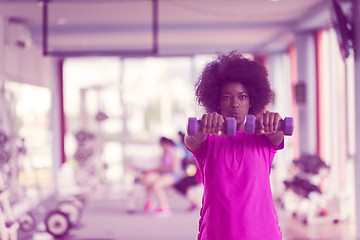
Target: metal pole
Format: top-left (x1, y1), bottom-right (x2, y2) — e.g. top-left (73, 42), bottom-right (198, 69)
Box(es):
top-left (353, 0), bottom-right (360, 237)
top-left (152, 0), bottom-right (159, 55)
top-left (42, 0), bottom-right (48, 56)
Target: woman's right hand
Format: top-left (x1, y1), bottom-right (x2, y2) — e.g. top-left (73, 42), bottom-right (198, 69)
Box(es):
top-left (200, 112), bottom-right (225, 135)
top-left (184, 112), bottom-right (224, 152)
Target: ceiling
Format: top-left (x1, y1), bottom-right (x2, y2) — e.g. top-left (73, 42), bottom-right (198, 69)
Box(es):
top-left (0, 0), bottom-right (351, 57)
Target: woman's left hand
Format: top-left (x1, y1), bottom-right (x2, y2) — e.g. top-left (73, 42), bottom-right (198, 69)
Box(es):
top-left (256, 111), bottom-right (284, 147)
top-left (256, 111), bottom-right (282, 135)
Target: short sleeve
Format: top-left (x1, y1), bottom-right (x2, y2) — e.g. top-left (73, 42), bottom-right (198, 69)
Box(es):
top-left (189, 135), bottom-right (211, 172)
top-left (271, 139), bottom-right (284, 152)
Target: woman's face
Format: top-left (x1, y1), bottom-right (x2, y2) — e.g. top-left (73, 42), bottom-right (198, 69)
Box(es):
top-left (219, 82), bottom-right (250, 131)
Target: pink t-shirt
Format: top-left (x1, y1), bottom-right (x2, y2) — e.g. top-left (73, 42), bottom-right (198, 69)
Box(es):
top-left (192, 131), bottom-right (284, 240)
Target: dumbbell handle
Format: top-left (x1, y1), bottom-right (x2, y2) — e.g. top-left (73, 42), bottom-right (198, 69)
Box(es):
top-left (245, 115), bottom-right (294, 136)
top-left (187, 117), bottom-right (236, 136)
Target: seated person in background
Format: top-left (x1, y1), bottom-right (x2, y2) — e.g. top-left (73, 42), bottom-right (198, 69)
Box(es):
top-left (173, 159), bottom-right (203, 211)
top-left (142, 136), bottom-right (182, 216)
top-left (173, 131), bottom-right (203, 211)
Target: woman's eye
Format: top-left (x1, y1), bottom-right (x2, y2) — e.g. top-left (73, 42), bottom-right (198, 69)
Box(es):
top-left (223, 96), bottom-right (231, 100)
top-left (239, 95), bottom-right (247, 99)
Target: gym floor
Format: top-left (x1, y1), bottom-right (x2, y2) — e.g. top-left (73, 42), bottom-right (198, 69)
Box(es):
top-left (17, 184), bottom-right (357, 240)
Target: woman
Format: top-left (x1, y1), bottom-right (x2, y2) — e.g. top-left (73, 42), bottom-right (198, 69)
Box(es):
top-left (185, 51), bottom-right (285, 239)
top-left (142, 137), bottom-right (182, 217)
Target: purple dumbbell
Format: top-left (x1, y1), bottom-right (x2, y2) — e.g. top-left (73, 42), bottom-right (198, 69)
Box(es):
top-left (245, 115), bottom-right (294, 136)
top-left (187, 117), bottom-right (237, 136)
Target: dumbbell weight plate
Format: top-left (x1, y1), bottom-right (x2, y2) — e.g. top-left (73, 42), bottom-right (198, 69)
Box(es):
top-left (244, 115), bottom-right (256, 134)
top-left (74, 148), bottom-right (90, 164)
top-left (75, 167), bottom-right (91, 186)
top-left (45, 210), bottom-right (71, 238)
top-left (187, 118), bottom-right (199, 136)
top-left (223, 117), bottom-right (237, 136)
top-left (0, 150), bottom-right (10, 165)
top-left (187, 117), bottom-right (237, 136)
top-left (282, 117), bottom-right (294, 136)
top-left (0, 131), bottom-right (8, 146)
top-left (64, 195), bottom-right (86, 211)
top-left (57, 201), bottom-right (83, 227)
top-left (74, 194), bottom-right (87, 207)
top-left (95, 111), bottom-right (108, 122)
top-left (18, 212), bottom-right (36, 232)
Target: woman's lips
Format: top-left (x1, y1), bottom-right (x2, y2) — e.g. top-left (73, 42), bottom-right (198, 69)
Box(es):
top-left (232, 113), bottom-right (240, 118)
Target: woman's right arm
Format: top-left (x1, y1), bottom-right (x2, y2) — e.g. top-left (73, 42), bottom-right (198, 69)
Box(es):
top-left (184, 112), bottom-right (224, 152)
top-left (184, 133), bottom-right (207, 152)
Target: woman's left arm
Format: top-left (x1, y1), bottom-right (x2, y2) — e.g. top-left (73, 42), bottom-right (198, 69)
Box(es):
top-left (256, 111), bottom-right (285, 147)
top-left (265, 131), bottom-right (284, 147)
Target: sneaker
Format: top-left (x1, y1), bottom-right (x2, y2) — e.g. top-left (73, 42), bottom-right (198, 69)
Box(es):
top-left (143, 201), bottom-right (152, 214)
top-left (153, 208), bottom-right (172, 217)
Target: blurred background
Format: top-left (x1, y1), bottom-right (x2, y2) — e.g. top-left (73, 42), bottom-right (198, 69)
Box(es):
top-left (0, 0), bottom-right (359, 239)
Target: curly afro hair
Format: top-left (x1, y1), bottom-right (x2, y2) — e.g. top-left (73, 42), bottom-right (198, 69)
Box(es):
top-left (195, 50), bottom-right (274, 115)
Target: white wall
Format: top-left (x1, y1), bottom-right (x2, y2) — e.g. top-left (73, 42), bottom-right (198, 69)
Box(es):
top-left (295, 33), bottom-right (317, 156)
top-left (0, 13), bottom-right (52, 88)
top-left (268, 52), bottom-right (296, 190)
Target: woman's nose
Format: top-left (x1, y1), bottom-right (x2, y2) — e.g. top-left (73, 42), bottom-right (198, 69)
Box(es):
top-left (231, 98), bottom-right (240, 107)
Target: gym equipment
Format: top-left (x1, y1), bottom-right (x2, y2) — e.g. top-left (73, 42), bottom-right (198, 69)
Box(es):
top-left (187, 117), bottom-right (236, 136)
top-left (0, 190), bottom-right (19, 240)
top-left (17, 194), bottom-right (87, 238)
top-left (73, 194), bottom-right (87, 208)
top-left (95, 111), bottom-right (108, 122)
top-left (74, 148), bottom-right (93, 164)
top-left (280, 155), bottom-right (342, 225)
top-left (0, 150), bottom-right (10, 165)
top-left (56, 200), bottom-right (83, 227)
top-left (244, 115), bottom-right (294, 136)
top-left (63, 194), bottom-right (87, 211)
top-left (75, 130), bottom-right (94, 143)
top-left (284, 155), bottom-right (330, 198)
top-left (40, 194), bottom-right (87, 238)
top-left (18, 212), bottom-right (36, 232)
top-left (44, 210), bottom-right (71, 238)
top-left (0, 131), bottom-right (8, 146)
top-left (284, 176), bottom-right (321, 199)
